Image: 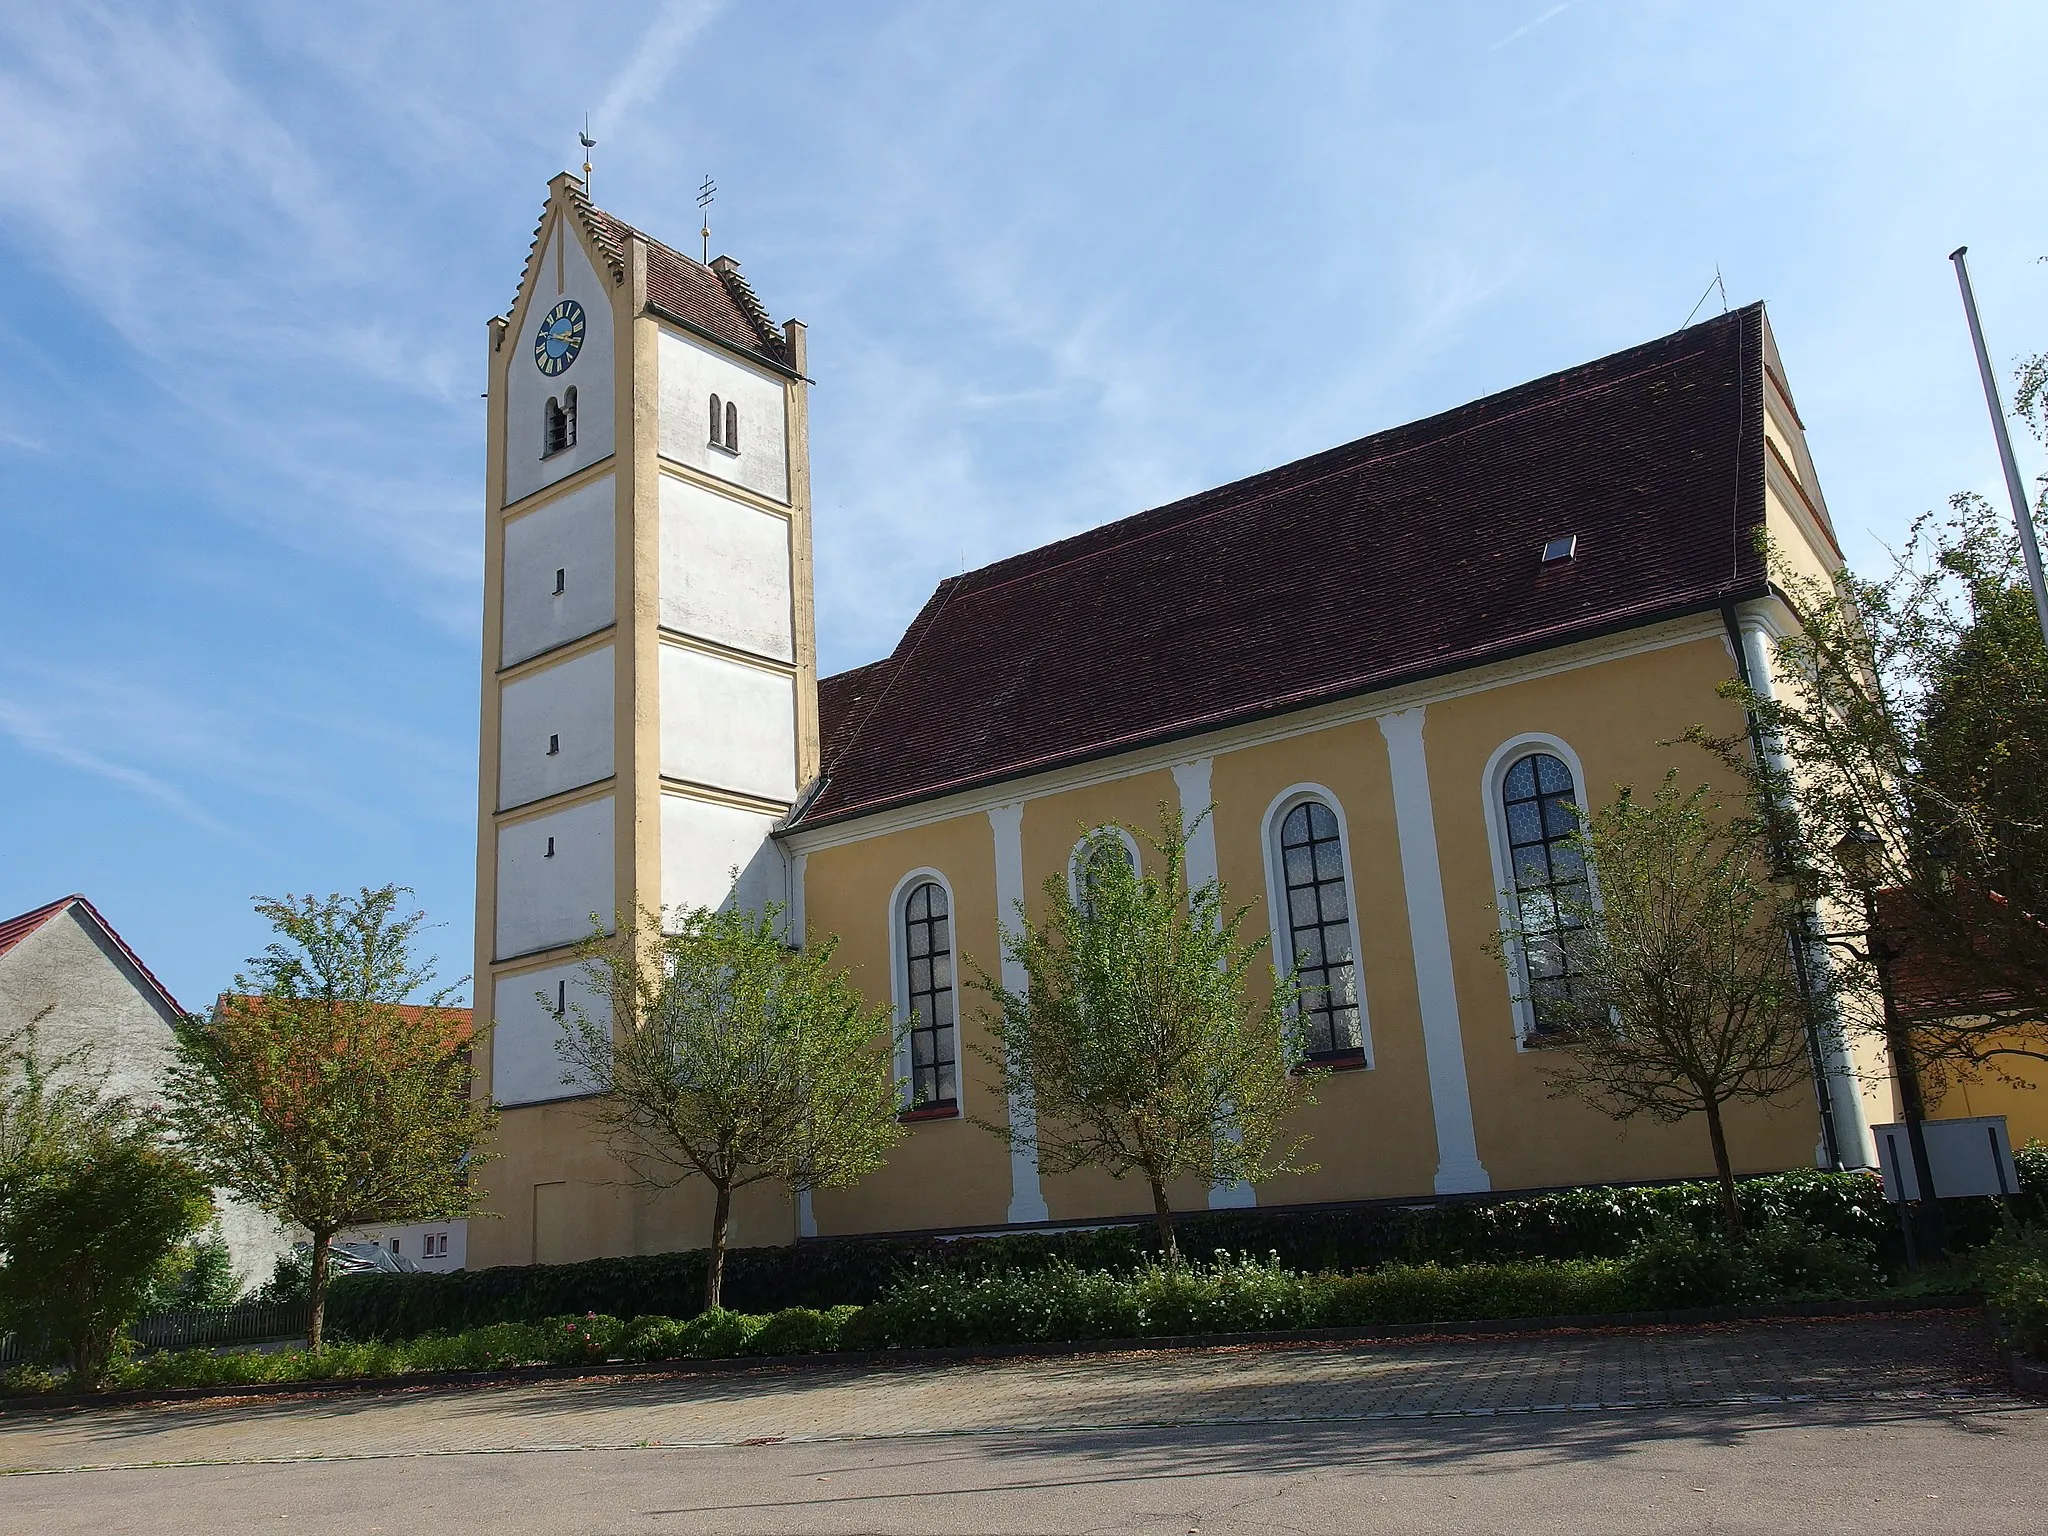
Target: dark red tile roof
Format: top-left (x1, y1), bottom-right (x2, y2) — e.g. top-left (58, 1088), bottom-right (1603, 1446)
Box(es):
top-left (586, 209), bottom-right (790, 370)
top-left (0, 894), bottom-right (185, 1017)
top-left (1877, 885), bottom-right (2043, 1021)
top-left (803, 305), bottom-right (1775, 829)
top-left (512, 181), bottom-right (792, 371)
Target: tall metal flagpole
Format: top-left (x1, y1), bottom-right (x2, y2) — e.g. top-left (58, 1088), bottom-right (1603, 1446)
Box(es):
top-left (1951, 246), bottom-right (2048, 649)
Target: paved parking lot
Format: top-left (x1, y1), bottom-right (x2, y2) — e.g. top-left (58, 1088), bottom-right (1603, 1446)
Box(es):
top-left (0, 1312), bottom-right (2039, 1534)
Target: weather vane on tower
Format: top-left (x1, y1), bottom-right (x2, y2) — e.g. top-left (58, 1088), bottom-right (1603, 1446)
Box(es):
top-left (579, 115), bottom-right (597, 196)
top-left (698, 175), bottom-right (716, 264)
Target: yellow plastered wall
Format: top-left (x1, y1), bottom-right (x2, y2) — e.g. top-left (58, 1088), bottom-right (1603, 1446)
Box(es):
top-left (1426, 635), bottom-right (1821, 1188)
top-left (803, 811), bottom-right (1013, 1234)
top-left (1206, 722), bottom-right (1442, 1204)
top-left (794, 628), bottom-right (1828, 1233)
top-left (1929, 1037), bottom-right (2048, 1148)
top-left (470, 1101), bottom-right (794, 1268)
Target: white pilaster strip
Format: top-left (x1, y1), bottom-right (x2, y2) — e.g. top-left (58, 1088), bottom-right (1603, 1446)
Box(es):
top-left (796, 1188), bottom-right (817, 1238)
top-left (1174, 758), bottom-right (1255, 1210)
top-left (989, 801), bottom-right (1049, 1223)
top-left (1377, 706), bottom-right (1491, 1194)
top-left (1740, 617), bottom-right (1875, 1168)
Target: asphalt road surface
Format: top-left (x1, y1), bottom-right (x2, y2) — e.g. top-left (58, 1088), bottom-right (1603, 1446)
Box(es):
top-left (2, 1314), bottom-right (2040, 1535)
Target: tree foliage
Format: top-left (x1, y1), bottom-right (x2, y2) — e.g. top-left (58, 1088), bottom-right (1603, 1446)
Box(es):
top-left (0, 1099), bottom-right (213, 1388)
top-left (0, 1009), bottom-right (104, 1205)
top-left (165, 887), bottom-right (495, 1349)
top-left (1693, 500), bottom-right (2048, 1095)
top-left (974, 808), bottom-right (1321, 1260)
top-left (1493, 777), bottom-right (1821, 1237)
top-left (558, 904), bottom-right (905, 1311)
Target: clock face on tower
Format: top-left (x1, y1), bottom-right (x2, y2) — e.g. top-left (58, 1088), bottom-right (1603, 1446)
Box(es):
top-left (532, 299), bottom-right (586, 376)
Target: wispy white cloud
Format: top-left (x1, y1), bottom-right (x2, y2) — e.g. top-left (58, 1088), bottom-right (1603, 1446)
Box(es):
top-left (0, 697), bottom-right (226, 832)
top-left (1491, 2), bottom-right (1582, 51)
top-left (596, 0), bottom-right (724, 134)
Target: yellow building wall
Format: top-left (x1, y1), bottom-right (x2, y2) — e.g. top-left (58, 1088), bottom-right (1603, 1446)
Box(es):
top-left (803, 809), bottom-right (1016, 1235)
top-left (1424, 635), bottom-right (1821, 1190)
top-left (793, 626), bottom-right (1826, 1235)
top-left (469, 1097), bottom-right (795, 1269)
top-left (1929, 1043), bottom-right (2048, 1149)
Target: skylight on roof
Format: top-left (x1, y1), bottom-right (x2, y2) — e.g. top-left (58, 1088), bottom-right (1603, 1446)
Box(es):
top-left (1541, 533), bottom-right (1578, 564)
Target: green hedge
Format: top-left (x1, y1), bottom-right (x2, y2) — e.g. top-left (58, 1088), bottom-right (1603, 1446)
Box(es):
top-left (328, 1168), bottom-right (1910, 1342)
top-left (1980, 1230), bottom-right (2048, 1361)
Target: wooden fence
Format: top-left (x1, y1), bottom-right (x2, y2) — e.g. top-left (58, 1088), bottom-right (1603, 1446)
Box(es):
top-left (1, 1298), bottom-right (310, 1369)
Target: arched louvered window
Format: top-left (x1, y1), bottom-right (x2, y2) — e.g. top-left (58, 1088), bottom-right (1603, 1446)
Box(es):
top-left (725, 399), bottom-right (739, 452)
top-left (561, 386), bottom-right (577, 450)
top-left (901, 880), bottom-right (957, 1114)
top-left (1276, 800), bottom-right (1365, 1061)
top-left (708, 393), bottom-right (723, 447)
top-left (1501, 751), bottom-right (1587, 1036)
top-left (543, 396), bottom-right (568, 457)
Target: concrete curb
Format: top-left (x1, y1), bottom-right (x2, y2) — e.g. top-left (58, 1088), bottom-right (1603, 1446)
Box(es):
top-left (0, 1294), bottom-right (1981, 1416)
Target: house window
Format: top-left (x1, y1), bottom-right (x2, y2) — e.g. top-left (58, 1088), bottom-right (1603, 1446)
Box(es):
top-left (901, 881), bottom-right (956, 1115)
top-left (1501, 751), bottom-right (1588, 1036)
top-left (1276, 799), bottom-right (1365, 1061)
top-left (709, 393), bottom-right (723, 447)
top-left (543, 396), bottom-right (568, 457)
top-left (725, 399), bottom-right (739, 452)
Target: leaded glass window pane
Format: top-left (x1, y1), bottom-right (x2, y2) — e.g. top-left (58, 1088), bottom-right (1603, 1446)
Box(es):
top-left (901, 881), bottom-right (957, 1111)
top-left (1502, 751), bottom-right (1585, 1036)
top-left (1277, 800), bottom-right (1366, 1061)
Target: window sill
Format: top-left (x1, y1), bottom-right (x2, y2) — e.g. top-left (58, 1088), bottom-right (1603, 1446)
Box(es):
top-left (899, 1104), bottom-right (959, 1123)
top-left (1300, 1050), bottom-right (1368, 1073)
top-left (708, 442), bottom-right (740, 458)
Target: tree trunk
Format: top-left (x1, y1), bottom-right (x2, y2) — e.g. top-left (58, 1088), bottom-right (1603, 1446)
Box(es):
top-left (309, 1230), bottom-right (334, 1352)
top-left (1145, 1166), bottom-right (1179, 1266)
top-left (704, 1182), bottom-right (733, 1312)
top-left (1702, 1099), bottom-right (1744, 1241)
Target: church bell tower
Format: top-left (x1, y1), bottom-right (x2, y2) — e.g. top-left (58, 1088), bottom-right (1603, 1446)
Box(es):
top-left (469, 174), bottom-right (817, 1265)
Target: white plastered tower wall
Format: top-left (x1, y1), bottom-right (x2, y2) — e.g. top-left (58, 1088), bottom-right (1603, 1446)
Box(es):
top-left (472, 175), bottom-right (817, 1267)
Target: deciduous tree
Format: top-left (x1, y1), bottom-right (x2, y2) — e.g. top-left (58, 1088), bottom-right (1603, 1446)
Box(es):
top-left (1493, 777), bottom-right (1821, 1238)
top-left (166, 887), bottom-right (495, 1349)
top-left (558, 905), bottom-right (904, 1311)
top-left (0, 1107), bottom-right (213, 1388)
top-left (975, 809), bottom-right (1321, 1261)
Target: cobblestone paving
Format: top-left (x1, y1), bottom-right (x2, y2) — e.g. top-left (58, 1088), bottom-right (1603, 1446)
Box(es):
top-left (0, 1312), bottom-right (2011, 1475)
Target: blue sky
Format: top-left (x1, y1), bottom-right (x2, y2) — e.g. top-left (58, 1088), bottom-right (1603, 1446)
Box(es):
top-left (2, 2), bottom-right (2044, 1009)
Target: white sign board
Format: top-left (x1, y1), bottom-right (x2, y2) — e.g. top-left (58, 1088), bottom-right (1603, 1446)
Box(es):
top-left (1873, 1116), bottom-right (2019, 1202)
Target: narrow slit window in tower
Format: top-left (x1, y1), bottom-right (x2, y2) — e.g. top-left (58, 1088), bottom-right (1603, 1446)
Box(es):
top-left (709, 393), bottom-right (723, 447)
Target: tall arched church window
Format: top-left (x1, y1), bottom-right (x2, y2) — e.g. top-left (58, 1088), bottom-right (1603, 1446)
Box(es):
top-left (562, 386), bottom-right (577, 450)
top-left (901, 880), bottom-right (957, 1115)
top-left (724, 400), bottom-right (739, 452)
top-left (708, 393), bottom-right (723, 447)
top-left (1070, 830), bottom-right (1137, 918)
top-left (1501, 751), bottom-right (1587, 1036)
top-left (1276, 800), bottom-right (1365, 1061)
top-left (543, 396), bottom-right (568, 457)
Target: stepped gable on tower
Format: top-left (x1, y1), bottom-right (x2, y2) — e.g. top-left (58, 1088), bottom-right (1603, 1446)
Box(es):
top-left (508, 177), bottom-right (792, 370)
top-left (805, 304), bottom-right (1803, 829)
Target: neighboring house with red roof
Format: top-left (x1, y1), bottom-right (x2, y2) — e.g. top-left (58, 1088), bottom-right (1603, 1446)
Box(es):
top-left (470, 176), bottom-right (1878, 1270)
top-left (0, 895), bottom-right (292, 1285)
top-left (1877, 886), bottom-right (2048, 1146)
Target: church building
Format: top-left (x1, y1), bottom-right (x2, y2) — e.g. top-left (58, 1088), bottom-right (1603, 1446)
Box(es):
top-left (470, 176), bottom-right (1882, 1270)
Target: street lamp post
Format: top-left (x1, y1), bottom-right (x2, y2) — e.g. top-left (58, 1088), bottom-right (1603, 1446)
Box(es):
top-left (1834, 824), bottom-right (1946, 1264)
